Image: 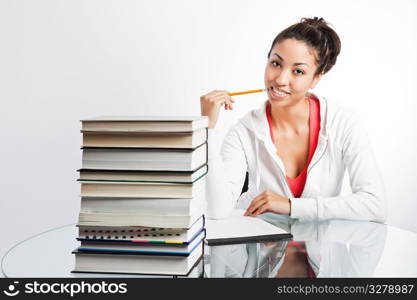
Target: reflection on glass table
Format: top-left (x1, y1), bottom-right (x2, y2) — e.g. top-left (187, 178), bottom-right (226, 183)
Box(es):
top-left (205, 241), bottom-right (288, 278)
top-left (204, 214), bottom-right (417, 278)
top-left (2, 215), bottom-right (417, 277)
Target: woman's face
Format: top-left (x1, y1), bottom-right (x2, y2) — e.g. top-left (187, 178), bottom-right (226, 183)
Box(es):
top-left (264, 38), bottom-right (322, 107)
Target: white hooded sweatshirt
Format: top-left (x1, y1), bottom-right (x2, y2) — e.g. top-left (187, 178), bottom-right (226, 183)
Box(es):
top-left (205, 94), bottom-right (387, 223)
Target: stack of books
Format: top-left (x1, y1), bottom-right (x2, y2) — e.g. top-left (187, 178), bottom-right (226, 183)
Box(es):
top-left (72, 116), bottom-right (208, 277)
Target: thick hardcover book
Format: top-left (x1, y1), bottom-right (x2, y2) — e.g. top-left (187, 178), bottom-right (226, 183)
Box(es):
top-left (81, 143), bottom-right (207, 172)
top-left (79, 175), bottom-right (205, 198)
top-left (81, 116), bottom-right (209, 133)
top-left (77, 215), bottom-right (205, 245)
top-left (78, 209), bottom-right (204, 228)
top-left (77, 164), bottom-right (208, 184)
top-left (79, 195), bottom-right (204, 216)
top-left (82, 128), bottom-right (207, 149)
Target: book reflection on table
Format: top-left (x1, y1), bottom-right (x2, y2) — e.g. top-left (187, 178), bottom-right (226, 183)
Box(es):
top-left (207, 240), bottom-right (288, 278)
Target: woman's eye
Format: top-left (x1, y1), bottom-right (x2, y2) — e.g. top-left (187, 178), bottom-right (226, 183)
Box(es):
top-left (271, 61), bottom-right (281, 67)
top-left (294, 69), bottom-right (304, 75)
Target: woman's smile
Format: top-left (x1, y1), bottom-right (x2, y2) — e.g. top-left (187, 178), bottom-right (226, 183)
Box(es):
top-left (269, 86), bottom-right (291, 99)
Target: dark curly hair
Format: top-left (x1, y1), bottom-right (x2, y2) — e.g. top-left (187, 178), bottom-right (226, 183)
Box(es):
top-left (267, 17), bottom-right (341, 75)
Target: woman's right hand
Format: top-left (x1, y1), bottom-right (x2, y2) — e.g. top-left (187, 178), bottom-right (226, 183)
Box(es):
top-left (200, 90), bottom-right (235, 129)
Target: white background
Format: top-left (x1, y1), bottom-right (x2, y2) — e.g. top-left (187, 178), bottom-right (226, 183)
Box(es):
top-left (1, 0), bottom-right (416, 264)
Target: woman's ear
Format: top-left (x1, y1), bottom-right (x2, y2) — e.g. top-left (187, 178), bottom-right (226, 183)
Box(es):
top-left (310, 72), bottom-right (323, 89)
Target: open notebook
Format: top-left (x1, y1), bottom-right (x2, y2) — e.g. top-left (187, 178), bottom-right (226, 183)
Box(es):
top-left (205, 210), bottom-right (292, 245)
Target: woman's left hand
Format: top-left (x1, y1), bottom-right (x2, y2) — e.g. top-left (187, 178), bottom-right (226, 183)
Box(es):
top-left (244, 190), bottom-right (291, 216)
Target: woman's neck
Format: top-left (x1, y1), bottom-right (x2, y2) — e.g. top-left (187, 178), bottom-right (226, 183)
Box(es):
top-left (269, 97), bottom-right (310, 135)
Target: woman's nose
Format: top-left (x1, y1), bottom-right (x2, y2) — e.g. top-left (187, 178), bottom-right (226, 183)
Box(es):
top-left (274, 69), bottom-right (291, 86)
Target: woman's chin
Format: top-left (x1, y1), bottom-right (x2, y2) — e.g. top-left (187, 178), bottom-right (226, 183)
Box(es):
top-left (268, 94), bottom-right (308, 107)
top-left (268, 96), bottom-right (291, 106)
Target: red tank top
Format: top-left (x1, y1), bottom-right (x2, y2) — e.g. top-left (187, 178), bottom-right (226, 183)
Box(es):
top-left (266, 96), bottom-right (321, 197)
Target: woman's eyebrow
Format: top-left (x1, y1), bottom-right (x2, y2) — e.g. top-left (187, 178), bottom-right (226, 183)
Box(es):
top-left (273, 53), bottom-right (308, 66)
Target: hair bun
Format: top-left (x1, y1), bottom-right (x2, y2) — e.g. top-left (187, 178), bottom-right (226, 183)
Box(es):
top-left (301, 17), bottom-right (327, 28)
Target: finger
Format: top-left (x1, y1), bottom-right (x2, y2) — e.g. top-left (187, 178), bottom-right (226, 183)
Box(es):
top-left (204, 91), bottom-right (221, 98)
top-left (245, 198), bottom-right (266, 216)
top-left (217, 92), bottom-right (235, 106)
top-left (220, 94), bottom-right (234, 103)
top-left (252, 199), bottom-right (273, 216)
top-left (213, 95), bottom-right (234, 109)
top-left (204, 91), bottom-right (226, 101)
top-left (244, 197), bottom-right (259, 215)
top-left (252, 192), bottom-right (267, 203)
top-left (227, 98), bottom-right (234, 110)
top-left (227, 100), bottom-right (234, 110)
top-left (244, 200), bottom-right (257, 216)
top-left (211, 94), bottom-right (230, 103)
top-left (244, 192), bottom-right (268, 215)
top-left (249, 200), bottom-right (267, 216)
top-left (209, 96), bottom-right (228, 107)
top-left (211, 90), bottom-right (230, 97)
top-left (207, 90), bottom-right (234, 101)
top-left (252, 202), bottom-right (269, 216)
top-left (246, 194), bottom-right (263, 211)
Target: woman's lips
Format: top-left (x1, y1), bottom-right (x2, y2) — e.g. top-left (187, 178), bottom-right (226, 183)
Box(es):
top-left (269, 86), bottom-right (290, 99)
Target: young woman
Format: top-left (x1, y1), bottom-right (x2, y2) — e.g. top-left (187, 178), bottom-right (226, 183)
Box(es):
top-left (200, 17), bottom-right (386, 222)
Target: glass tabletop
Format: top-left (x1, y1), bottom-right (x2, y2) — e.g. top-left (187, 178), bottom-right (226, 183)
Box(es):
top-left (2, 217), bottom-right (417, 278)
top-left (204, 216), bottom-right (417, 278)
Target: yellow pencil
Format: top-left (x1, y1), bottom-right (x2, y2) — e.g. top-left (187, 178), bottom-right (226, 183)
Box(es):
top-left (228, 89), bottom-right (265, 96)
